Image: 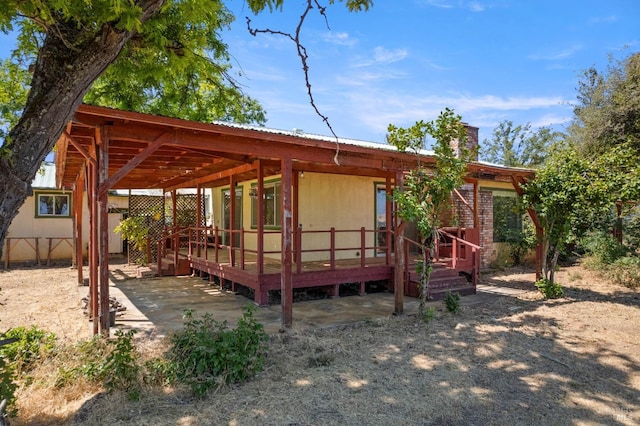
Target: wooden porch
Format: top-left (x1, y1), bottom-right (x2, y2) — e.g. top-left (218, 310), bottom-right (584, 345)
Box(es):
top-left (151, 225), bottom-right (480, 305)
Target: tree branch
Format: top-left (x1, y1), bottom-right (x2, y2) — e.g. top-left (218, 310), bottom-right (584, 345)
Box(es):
top-left (246, 0), bottom-right (341, 164)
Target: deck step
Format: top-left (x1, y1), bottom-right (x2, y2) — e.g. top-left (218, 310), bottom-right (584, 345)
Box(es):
top-left (407, 274), bottom-right (474, 299)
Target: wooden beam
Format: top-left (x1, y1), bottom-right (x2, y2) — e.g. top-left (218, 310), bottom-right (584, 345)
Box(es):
top-left (164, 162), bottom-right (255, 193)
top-left (98, 131), bottom-right (173, 196)
top-left (257, 161), bottom-right (264, 275)
top-left (281, 157), bottom-right (293, 329)
top-left (64, 131), bottom-right (97, 166)
top-left (88, 146), bottom-right (99, 335)
top-left (74, 175), bottom-right (85, 285)
top-left (98, 127), bottom-right (111, 334)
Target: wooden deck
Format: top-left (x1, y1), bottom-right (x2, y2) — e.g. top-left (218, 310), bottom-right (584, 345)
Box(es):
top-left (151, 226), bottom-right (479, 306)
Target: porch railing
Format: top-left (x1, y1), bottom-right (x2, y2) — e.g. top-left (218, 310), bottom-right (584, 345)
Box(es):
top-left (157, 225), bottom-right (392, 274)
top-left (154, 225), bottom-right (479, 282)
top-left (401, 227), bottom-right (481, 287)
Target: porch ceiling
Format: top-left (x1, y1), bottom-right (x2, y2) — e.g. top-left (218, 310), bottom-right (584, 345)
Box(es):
top-left (54, 104), bottom-right (534, 191)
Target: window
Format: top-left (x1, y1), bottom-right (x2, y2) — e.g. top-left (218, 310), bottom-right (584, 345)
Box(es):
top-left (493, 194), bottom-right (522, 242)
top-left (251, 181), bottom-right (281, 228)
top-left (36, 192), bottom-right (71, 218)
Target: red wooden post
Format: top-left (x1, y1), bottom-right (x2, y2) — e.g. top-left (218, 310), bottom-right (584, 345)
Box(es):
top-left (229, 175), bottom-right (236, 268)
top-left (214, 226), bottom-right (219, 263)
top-left (35, 238), bottom-right (40, 265)
top-left (295, 226), bottom-right (302, 274)
top-left (360, 227), bottom-right (366, 267)
top-left (157, 240), bottom-right (163, 277)
top-left (196, 186), bottom-right (202, 258)
top-left (75, 179), bottom-right (84, 285)
top-left (47, 237), bottom-right (53, 266)
top-left (98, 128), bottom-right (111, 335)
top-left (385, 176), bottom-right (392, 266)
top-left (240, 227), bottom-right (245, 270)
top-left (281, 157), bottom-right (293, 329)
top-left (88, 159), bottom-right (99, 335)
top-left (330, 228), bottom-right (336, 270)
top-left (257, 160), bottom-right (264, 275)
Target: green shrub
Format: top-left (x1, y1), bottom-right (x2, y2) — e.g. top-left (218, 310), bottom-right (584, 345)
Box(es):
top-left (103, 330), bottom-right (141, 400)
top-left (421, 306), bottom-right (436, 322)
top-left (143, 357), bottom-right (176, 387)
top-left (0, 351), bottom-right (17, 417)
top-left (169, 305), bottom-right (268, 397)
top-left (582, 232), bottom-right (627, 267)
top-left (444, 291), bottom-right (461, 314)
top-left (608, 256), bottom-right (640, 289)
top-left (535, 279), bottom-right (565, 299)
top-left (0, 326), bottom-right (56, 374)
top-left (0, 326), bottom-right (56, 416)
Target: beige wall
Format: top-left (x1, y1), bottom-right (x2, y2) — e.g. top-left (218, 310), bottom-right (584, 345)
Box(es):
top-left (211, 172), bottom-right (384, 262)
top-left (2, 191), bottom-right (128, 264)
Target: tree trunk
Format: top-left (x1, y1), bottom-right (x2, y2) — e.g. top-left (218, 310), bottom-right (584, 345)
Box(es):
top-left (0, 1), bottom-right (165, 259)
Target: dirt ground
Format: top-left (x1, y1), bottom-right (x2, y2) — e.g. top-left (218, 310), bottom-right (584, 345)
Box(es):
top-left (1, 261), bottom-right (639, 425)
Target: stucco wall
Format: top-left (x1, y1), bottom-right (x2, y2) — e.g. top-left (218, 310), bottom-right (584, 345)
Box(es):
top-left (2, 192), bottom-right (128, 264)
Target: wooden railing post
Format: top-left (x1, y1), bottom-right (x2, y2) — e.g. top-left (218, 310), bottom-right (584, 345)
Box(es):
top-left (173, 232), bottom-right (178, 267)
top-left (360, 227), bottom-right (366, 267)
top-left (214, 226), bottom-right (219, 263)
top-left (157, 240), bottom-right (163, 277)
top-left (330, 227), bottom-right (336, 269)
top-left (296, 226), bottom-right (302, 274)
top-left (240, 228), bottom-right (245, 270)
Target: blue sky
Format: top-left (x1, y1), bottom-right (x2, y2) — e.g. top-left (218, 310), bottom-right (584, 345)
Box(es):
top-left (1, 0), bottom-right (639, 146)
top-left (221, 0), bottom-right (640, 144)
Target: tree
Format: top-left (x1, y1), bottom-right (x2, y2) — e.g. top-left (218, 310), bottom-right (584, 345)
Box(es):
top-left (387, 108), bottom-right (471, 318)
top-left (569, 52), bottom-right (640, 156)
top-left (520, 144), bottom-right (629, 287)
top-left (481, 120), bottom-right (564, 168)
top-left (0, 0), bottom-right (373, 259)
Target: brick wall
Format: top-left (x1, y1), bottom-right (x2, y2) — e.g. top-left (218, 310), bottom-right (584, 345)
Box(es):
top-left (450, 124), bottom-right (479, 161)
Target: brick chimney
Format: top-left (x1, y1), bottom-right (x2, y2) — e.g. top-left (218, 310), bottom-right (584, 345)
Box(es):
top-left (450, 123), bottom-right (479, 161)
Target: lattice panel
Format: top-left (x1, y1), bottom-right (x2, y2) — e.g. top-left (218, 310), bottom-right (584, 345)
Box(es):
top-left (167, 194), bottom-right (205, 228)
top-left (128, 195), bottom-right (165, 265)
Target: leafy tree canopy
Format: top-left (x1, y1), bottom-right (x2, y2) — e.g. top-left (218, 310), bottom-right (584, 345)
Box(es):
top-left (0, 0), bottom-right (373, 261)
top-left (480, 120), bottom-right (564, 168)
top-left (569, 51), bottom-right (640, 156)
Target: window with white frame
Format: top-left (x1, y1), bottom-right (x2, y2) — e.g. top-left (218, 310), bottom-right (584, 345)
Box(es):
top-left (36, 192), bottom-right (71, 218)
top-left (251, 181), bottom-right (281, 228)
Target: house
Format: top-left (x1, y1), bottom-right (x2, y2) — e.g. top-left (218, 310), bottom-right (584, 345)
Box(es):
top-left (1, 163), bottom-right (127, 267)
top-left (52, 104), bottom-right (537, 333)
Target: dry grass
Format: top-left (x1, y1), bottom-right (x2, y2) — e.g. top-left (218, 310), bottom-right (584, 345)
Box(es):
top-left (1, 262), bottom-right (639, 425)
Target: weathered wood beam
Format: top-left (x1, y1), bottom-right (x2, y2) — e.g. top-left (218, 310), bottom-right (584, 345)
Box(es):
top-left (281, 157), bottom-right (293, 329)
top-left (98, 127), bottom-right (111, 335)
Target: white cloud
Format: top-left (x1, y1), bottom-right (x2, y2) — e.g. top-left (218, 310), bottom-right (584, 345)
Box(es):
top-left (467, 1), bottom-right (486, 12)
top-left (419, 0), bottom-right (489, 12)
top-left (341, 89), bottom-right (570, 138)
top-left (350, 46), bottom-right (409, 68)
top-left (529, 44), bottom-right (583, 61)
top-left (322, 31), bottom-right (357, 47)
top-left (373, 46), bottom-right (409, 64)
top-left (420, 0), bottom-right (455, 9)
